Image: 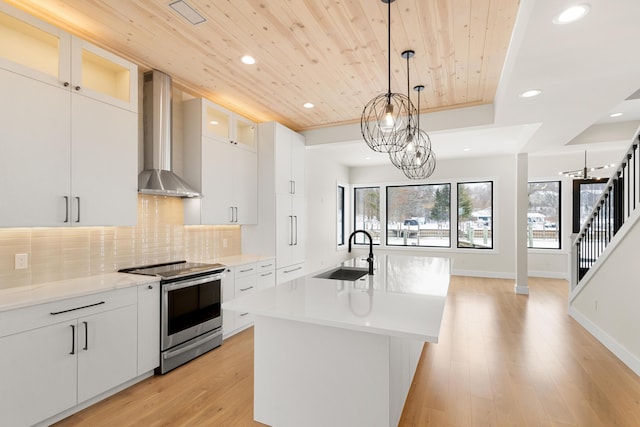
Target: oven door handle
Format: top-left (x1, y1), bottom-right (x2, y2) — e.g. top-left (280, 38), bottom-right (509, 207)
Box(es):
top-left (163, 329), bottom-right (222, 360)
top-left (163, 274), bottom-right (224, 292)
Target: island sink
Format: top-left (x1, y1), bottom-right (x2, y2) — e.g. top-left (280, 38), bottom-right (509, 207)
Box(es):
top-left (314, 266), bottom-right (369, 281)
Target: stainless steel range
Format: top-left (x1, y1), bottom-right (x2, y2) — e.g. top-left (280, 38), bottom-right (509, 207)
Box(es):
top-left (120, 260), bottom-right (225, 374)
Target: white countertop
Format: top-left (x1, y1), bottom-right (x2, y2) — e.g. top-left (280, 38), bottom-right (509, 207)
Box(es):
top-left (0, 273), bottom-right (159, 312)
top-left (223, 254), bottom-right (451, 342)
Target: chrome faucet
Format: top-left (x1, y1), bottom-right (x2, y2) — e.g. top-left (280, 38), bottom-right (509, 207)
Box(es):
top-left (348, 230), bottom-right (374, 275)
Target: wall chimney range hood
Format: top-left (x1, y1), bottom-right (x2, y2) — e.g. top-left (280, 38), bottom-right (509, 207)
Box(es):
top-left (139, 70), bottom-right (200, 198)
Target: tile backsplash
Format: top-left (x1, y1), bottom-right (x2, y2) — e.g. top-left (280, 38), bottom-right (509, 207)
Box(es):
top-left (0, 195), bottom-right (241, 289)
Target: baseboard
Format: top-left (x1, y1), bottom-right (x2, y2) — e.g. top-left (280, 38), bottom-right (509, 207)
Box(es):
top-left (528, 270), bottom-right (568, 280)
top-left (569, 306), bottom-right (640, 376)
top-left (451, 269), bottom-right (515, 280)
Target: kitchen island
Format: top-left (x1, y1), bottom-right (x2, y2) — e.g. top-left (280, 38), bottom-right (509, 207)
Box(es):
top-left (223, 254), bottom-right (450, 427)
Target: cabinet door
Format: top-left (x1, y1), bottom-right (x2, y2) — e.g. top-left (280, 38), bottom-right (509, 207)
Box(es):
top-left (235, 148), bottom-right (258, 224)
top-left (77, 304), bottom-right (137, 403)
top-left (137, 283), bottom-right (160, 375)
top-left (234, 115), bottom-right (257, 151)
top-left (71, 94), bottom-right (137, 226)
top-left (221, 268), bottom-right (235, 336)
top-left (275, 194), bottom-right (294, 268)
top-left (71, 37), bottom-right (138, 112)
top-left (203, 102), bottom-right (232, 142)
top-left (291, 195), bottom-right (306, 265)
top-left (0, 3), bottom-right (72, 88)
top-left (0, 321), bottom-right (77, 426)
top-left (201, 136), bottom-right (235, 223)
top-left (274, 124), bottom-right (294, 195)
top-left (0, 68), bottom-right (71, 227)
top-left (290, 131), bottom-right (306, 196)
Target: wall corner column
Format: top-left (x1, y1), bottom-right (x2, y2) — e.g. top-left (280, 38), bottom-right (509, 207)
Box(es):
top-left (515, 152), bottom-right (529, 295)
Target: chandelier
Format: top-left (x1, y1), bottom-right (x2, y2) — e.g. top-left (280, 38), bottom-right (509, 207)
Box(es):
top-left (388, 50), bottom-right (436, 180)
top-left (360, 0), bottom-right (416, 153)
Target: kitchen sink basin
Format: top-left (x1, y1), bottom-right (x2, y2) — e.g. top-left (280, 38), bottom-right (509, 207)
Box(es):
top-left (313, 267), bottom-right (369, 281)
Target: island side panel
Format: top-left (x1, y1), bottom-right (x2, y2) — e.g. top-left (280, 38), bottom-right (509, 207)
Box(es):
top-left (389, 336), bottom-right (425, 426)
top-left (254, 315), bottom-right (391, 427)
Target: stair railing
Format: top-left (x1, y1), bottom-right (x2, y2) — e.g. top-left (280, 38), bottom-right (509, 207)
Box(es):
top-left (572, 135), bottom-right (640, 290)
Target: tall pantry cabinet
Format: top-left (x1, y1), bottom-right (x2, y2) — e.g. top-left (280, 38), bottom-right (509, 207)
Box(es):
top-left (246, 122), bottom-right (306, 284)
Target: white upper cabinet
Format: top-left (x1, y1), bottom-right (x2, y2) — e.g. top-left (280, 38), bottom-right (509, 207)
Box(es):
top-left (0, 3), bottom-right (138, 227)
top-left (273, 123), bottom-right (305, 196)
top-left (0, 3), bottom-right (137, 112)
top-left (201, 100), bottom-right (257, 151)
top-left (183, 98), bottom-right (258, 225)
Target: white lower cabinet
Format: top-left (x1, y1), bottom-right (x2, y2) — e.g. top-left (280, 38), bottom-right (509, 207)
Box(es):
top-left (137, 283), bottom-right (160, 374)
top-left (222, 259), bottom-right (275, 339)
top-left (77, 304), bottom-right (137, 402)
top-left (0, 283), bottom-right (158, 426)
top-left (0, 321), bottom-right (78, 426)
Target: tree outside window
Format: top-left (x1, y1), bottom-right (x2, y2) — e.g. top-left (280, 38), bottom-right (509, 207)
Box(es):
top-left (528, 181), bottom-right (561, 249)
top-left (353, 187), bottom-right (380, 244)
top-left (457, 181), bottom-right (493, 249)
top-left (386, 184), bottom-right (450, 247)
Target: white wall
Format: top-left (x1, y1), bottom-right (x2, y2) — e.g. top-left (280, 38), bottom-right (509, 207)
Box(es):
top-left (570, 212), bottom-right (640, 375)
top-left (305, 149), bottom-right (351, 273)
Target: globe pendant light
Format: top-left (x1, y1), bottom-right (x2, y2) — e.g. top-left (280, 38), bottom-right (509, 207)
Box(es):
top-left (401, 85), bottom-right (436, 180)
top-left (360, 0), bottom-right (417, 153)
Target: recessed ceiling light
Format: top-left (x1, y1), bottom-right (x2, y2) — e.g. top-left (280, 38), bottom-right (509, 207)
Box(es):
top-left (553, 4), bottom-right (590, 25)
top-left (303, 102), bottom-right (314, 109)
top-left (463, 148), bottom-right (471, 152)
top-left (365, 156), bottom-right (371, 160)
top-left (609, 112), bottom-right (624, 118)
top-left (241, 55), bottom-right (256, 65)
top-left (520, 89), bottom-right (542, 98)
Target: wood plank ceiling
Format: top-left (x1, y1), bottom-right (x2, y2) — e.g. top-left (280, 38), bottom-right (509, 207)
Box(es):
top-left (6, 0), bottom-right (520, 132)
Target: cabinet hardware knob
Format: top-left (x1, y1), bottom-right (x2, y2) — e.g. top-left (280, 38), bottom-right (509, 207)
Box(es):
top-left (148, 285), bottom-right (153, 289)
top-left (74, 86), bottom-right (81, 91)
top-left (63, 82), bottom-right (70, 87)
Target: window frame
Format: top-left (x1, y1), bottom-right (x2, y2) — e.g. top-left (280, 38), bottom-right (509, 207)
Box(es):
top-left (337, 184), bottom-right (345, 246)
top-left (456, 180), bottom-right (494, 250)
top-left (385, 183), bottom-right (452, 248)
top-left (353, 186), bottom-right (381, 245)
top-left (527, 180), bottom-right (562, 250)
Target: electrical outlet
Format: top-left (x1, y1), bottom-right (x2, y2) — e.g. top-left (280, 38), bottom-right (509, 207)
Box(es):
top-left (223, 238), bottom-right (228, 248)
top-left (15, 253), bottom-right (28, 270)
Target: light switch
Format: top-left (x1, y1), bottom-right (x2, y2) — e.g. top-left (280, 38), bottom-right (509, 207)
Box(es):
top-left (15, 253), bottom-right (28, 270)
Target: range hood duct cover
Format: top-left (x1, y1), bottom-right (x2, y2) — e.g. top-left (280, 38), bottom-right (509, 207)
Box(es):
top-left (139, 70), bottom-right (200, 198)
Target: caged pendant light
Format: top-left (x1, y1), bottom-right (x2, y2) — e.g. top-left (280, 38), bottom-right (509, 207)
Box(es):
top-left (361, 0), bottom-right (417, 153)
top-left (401, 85), bottom-right (436, 180)
top-left (389, 50), bottom-right (431, 169)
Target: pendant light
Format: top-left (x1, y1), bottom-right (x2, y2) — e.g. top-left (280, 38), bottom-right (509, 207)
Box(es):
top-left (401, 85), bottom-right (436, 180)
top-left (360, 0), bottom-right (416, 153)
top-left (389, 50), bottom-right (430, 169)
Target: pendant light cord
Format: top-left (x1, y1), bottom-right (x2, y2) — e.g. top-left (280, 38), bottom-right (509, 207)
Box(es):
top-left (387, 0), bottom-right (391, 98)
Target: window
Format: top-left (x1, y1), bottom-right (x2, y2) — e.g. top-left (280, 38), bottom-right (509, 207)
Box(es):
top-left (457, 181), bottom-right (493, 249)
top-left (337, 185), bottom-right (345, 246)
top-left (528, 181), bottom-right (561, 249)
top-left (353, 187), bottom-right (380, 244)
top-left (386, 184), bottom-right (450, 247)
top-left (572, 179), bottom-right (607, 233)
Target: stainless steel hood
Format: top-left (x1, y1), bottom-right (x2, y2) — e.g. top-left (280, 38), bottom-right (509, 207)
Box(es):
top-left (139, 70), bottom-right (200, 198)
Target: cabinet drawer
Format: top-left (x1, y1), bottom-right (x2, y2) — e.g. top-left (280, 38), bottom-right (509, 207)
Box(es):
top-left (257, 258), bottom-right (275, 273)
top-left (235, 310), bottom-right (255, 330)
top-left (277, 263), bottom-right (305, 285)
top-left (235, 262), bottom-right (257, 279)
top-left (0, 286), bottom-right (137, 338)
top-left (257, 270), bottom-right (276, 290)
top-left (235, 275), bottom-right (257, 297)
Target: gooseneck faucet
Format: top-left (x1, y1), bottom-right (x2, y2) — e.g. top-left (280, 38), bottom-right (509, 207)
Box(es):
top-left (348, 230), bottom-right (374, 275)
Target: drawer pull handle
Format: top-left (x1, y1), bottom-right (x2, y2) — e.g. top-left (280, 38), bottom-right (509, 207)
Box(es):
top-left (83, 321), bottom-right (89, 350)
top-left (69, 324), bottom-right (76, 355)
top-left (239, 268), bottom-right (254, 273)
top-left (284, 266), bottom-right (303, 274)
top-left (240, 312), bottom-right (249, 317)
top-left (50, 301), bottom-right (105, 316)
top-left (261, 272), bottom-right (273, 277)
top-left (239, 286), bottom-right (254, 292)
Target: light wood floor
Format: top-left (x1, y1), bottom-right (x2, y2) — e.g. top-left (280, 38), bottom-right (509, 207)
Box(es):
top-left (54, 276), bottom-right (640, 426)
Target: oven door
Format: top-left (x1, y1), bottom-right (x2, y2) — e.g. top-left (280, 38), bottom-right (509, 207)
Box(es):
top-left (161, 273), bottom-right (222, 351)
